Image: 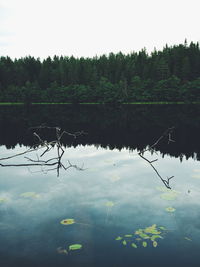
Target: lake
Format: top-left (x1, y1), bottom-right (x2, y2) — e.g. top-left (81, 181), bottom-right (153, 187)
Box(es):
top-left (0, 104), bottom-right (200, 267)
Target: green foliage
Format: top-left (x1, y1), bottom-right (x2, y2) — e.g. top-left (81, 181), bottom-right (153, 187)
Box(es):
top-left (115, 224), bottom-right (167, 248)
top-left (0, 41), bottom-right (200, 103)
top-left (156, 187), bottom-right (180, 201)
top-left (20, 192), bottom-right (40, 198)
top-left (115, 236), bottom-right (123, 241)
top-left (60, 218), bottom-right (75, 225)
top-left (165, 207), bottom-right (176, 212)
top-left (131, 243), bottom-right (137, 248)
top-left (0, 197), bottom-right (7, 203)
top-left (105, 201), bottom-right (115, 207)
top-left (68, 244), bottom-right (82, 251)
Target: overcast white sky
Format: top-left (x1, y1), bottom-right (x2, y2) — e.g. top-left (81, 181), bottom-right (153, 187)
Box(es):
top-left (0, 0), bottom-right (200, 59)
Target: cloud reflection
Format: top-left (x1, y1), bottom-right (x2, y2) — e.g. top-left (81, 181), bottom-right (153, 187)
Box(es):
top-left (1, 144), bottom-right (200, 263)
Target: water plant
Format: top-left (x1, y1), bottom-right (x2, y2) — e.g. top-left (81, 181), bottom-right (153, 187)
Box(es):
top-left (20, 192), bottom-right (40, 198)
top-left (57, 244), bottom-right (82, 255)
top-left (115, 224), bottom-right (167, 248)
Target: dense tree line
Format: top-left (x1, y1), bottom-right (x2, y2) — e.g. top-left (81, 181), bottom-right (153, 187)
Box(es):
top-left (0, 40), bottom-right (200, 103)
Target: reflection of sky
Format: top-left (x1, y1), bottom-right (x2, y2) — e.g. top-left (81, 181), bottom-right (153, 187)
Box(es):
top-left (0, 145), bottom-right (200, 266)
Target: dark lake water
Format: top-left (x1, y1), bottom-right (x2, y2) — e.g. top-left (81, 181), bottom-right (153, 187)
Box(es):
top-left (0, 104), bottom-right (200, 267)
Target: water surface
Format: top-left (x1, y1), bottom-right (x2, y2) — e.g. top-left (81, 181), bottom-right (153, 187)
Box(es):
top-left (0, 105), bottom-right (200, 267)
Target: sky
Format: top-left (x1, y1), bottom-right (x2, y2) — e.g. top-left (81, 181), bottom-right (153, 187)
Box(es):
top-left (0, 0), bottom-right (200, 59)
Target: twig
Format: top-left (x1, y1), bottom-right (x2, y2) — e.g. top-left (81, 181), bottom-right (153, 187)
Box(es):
top-left (138, 127), bottom-right (175, 189)
top-left (0, 125), bottom-right (85, 176)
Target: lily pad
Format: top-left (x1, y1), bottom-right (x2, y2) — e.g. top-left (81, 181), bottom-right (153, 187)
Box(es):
top-left (115, 236), bottom-right (123, 241)
top-left (142, 241), bottom-right (147, 247)
top-left (122, 240), bottom-right (127, 246)
top-left (60, 218), bottom-right (75, 225)
top-left (153, 241), bottom-right (158, 247)
top-left (139, 233), bottom-right (150, 239)
top-left (165, 207), bottom-right (176, 213)
top-left (184, 237), bottom-right (192, 241)
top-left (156, 186), bottom-right (171, 192)
top-left (160, 193), bottom-right (177, 201)
top-left (151, 235), bottom-right (163, 241)
top-left (0, 198), bottom-right (7, 203)
top-left (144, 224), bottom-right (157, 234)
top-left (135, 229), bottom-right (143, 235)
top-left (124, 234), bottom-right (133, 238)
top-left (105, 201), bottom-right (114, 207)
top-left (110, 175), bottom-right (121, 182)
top-left (104, 160), bottom-right (113, 164)
top-left (20, 192), bottom-right (40, 198)
top-left (131, 243), bottom-right (137, 248)
top-left (69, 244), bottom-right (82, 250)
top-left (191, 174), bottom-right (200, 179)
top-left (193, 169), bottom-right (200, 172)
top-left (159, 226), bottom-right (167, 231)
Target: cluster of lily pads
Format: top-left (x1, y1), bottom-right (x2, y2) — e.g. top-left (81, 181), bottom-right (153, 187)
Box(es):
top-left (115, 224), bottom-right (167, 248)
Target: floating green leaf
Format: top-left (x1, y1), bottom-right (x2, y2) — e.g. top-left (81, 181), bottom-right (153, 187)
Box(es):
top-left (139, 233), bottom-right (150, 239)
top-left (131, 243), bottom-right (137, 248)
top-left (193, 169), bottom-right (200, 172)
top-left (104, 160), bottom-right (113, 164)
top-left (69, 244), bottom-right (82, 250)
top-left (152, 230), bottom-right (161, 235)
top-left (151, 235), bottom-right (163, 241)
top-left (142, 241), bottom-right (147, 247)
top-left (0, 198), bottom-right (7, 203)
top-left (160, 193), bottom-right (177, 201)
top-left (156, 186), bottom-right (171, 192)
top-left (144, 224), bottom-right (157, 234)
top-left (153, 241), bottom-right (158, 247)
top-left (122, 240), bottom-right (127, 246)
top-left (135, 229), bottom-right (143, 235)
top-left (105, 201), bottom-right (114, 207)
top-left (161, 189), bottom-right (180, 200)
top-left (184, 237), bottom-right (192, 241)
top-left (110, 175), bottom-right (121, 182)
top-left (159, 226), bottom-right (167, 231)
top-left (165, 207), bottom-right (176, 213)
top-left (124, 234), bottom-right (132, 238)
top-left (115, 236), bottom-right (123, 241)
top-left (60, 218), bottom-right (75, 225)
top-left (191, 174), bottom-right (200, 179)
top-left (20, 192), bottom-right (40, 198)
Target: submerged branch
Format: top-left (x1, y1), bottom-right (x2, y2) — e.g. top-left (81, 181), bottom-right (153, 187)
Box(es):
top-left (138, 127), bottom-right (175, 189)
top-left (0, 125), bottom-right (86, 176)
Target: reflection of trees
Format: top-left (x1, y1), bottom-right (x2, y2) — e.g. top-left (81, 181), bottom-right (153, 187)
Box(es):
top-left (0, 126), bottom-right (85, 176)
top-left (0, 104), bottom-right (200, 160)
top-left (0, 125), bottom-right (175, 189)
top-left (0, 125), bottom-right (174, 189)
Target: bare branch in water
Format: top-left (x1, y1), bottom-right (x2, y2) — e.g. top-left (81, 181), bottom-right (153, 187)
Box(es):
top-left (138, 127), bottom-right (175, 189)
top-left (0, 125), bottom-right (175, 187)
top-left (0, 126), bottom-right (86, 176)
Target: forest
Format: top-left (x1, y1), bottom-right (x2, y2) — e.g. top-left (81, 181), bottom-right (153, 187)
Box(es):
top-left (0, 40), bottom-right (200, 103)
